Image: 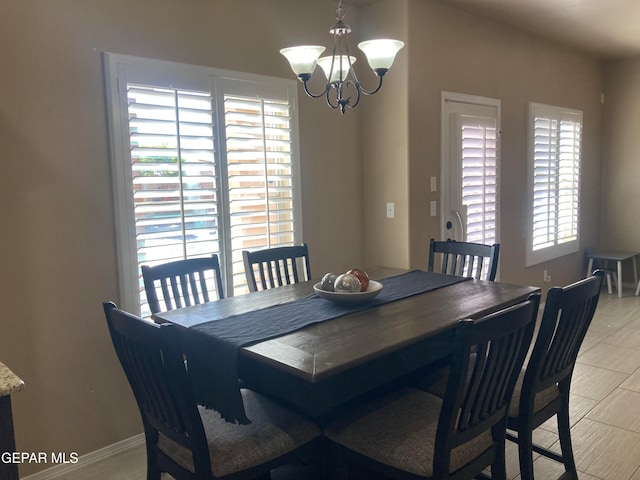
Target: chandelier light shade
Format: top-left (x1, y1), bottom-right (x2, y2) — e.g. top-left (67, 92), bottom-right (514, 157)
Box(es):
top-left (358, 39), bottom-right (405, 71)
top-left (280, 1), bottom-right (404, 115)
top-left (317, 55), bottom-right (357, 83)
top-left (280, 46), bottom-right (327, 77)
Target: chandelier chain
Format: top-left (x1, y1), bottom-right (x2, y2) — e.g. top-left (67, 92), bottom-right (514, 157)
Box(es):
top-left (335, 0), bottom-right (344, 22)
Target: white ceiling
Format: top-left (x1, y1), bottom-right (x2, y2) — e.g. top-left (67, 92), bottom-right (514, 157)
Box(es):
top-left (345, 0), bottom-right (640, 60)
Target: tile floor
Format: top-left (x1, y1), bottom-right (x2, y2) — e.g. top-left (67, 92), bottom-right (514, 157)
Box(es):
top-left (45, 290), bottom-right (640, 480)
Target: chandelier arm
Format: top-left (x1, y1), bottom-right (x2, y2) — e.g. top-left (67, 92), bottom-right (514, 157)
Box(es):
top-left (324, 84), bottom-right (340, 110)
top-left (329, 31), bottom-right (340, 83)
top-left (344, 80), bottom-right (361, 109)
top-left (342, 32), bottom-right (353, 82)
top-left (302, 79), bottom-right (331, 99)
top-left (355, 75), bottom-right (385, 96)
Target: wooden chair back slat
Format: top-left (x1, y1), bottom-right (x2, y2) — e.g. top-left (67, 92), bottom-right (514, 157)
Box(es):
top-left (142, 255), bottom-right (224, 314)
top-left (428, 238), bottom-right (500, 281)
top-left (242, 244), bottom-right (311, 292)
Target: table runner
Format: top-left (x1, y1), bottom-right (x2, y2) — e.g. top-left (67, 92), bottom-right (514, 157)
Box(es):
top-left (182, 270), bottom-right (469, 424)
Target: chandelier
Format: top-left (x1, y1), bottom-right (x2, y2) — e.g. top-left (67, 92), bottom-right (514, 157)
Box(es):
top-left (280, 1), bottom-right (404, 115)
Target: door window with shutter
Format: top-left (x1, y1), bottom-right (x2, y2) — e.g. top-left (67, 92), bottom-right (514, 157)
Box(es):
top-left (525, 103), bottom-right (582, 266)
top-left (104, 54), bottom-right (302, 315)
top-left (441, 92), bottom-right (500, 277)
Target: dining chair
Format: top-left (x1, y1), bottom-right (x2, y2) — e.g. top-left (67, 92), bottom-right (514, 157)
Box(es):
top-left (242, 244), bottom-right (311, 292)
top-left (506, 270), bottom-right (605, 480)
top-left (102, 302), bottom-right (321, 480)
top-left (142, 254), bottom-right (224, 314)
top-left (428, 238), bottom-right (500, 281)
top-left (323, 293), bottom-right (540, 480)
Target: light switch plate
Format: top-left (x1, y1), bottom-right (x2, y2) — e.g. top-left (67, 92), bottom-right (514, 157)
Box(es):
top-left (430, 176), bottom-right (437, 192)
top-left (430, 201), bottom-right (437, 217)
top-left (386, 202), bottom-right (395, 218)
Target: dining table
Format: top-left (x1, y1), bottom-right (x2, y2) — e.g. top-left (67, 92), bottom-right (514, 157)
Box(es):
top-left (153, 267), bottom-right (539, 422)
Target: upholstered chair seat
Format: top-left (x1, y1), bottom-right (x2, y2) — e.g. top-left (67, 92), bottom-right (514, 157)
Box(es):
top-left (507, 369), bottom-right (560, 419)
top-left (158, 389), bottom-right (320, 478)
top-left (324, 388), bottom-right (493, 478)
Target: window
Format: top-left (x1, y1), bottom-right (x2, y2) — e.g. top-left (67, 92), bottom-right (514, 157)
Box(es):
top-left (526, 102), bottom-right (582, 266)
top-left (104, 54), bottom-right (302, 315)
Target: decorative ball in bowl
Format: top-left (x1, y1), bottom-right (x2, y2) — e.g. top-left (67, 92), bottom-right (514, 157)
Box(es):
top-left (314, 269), bottom-right (383, 305)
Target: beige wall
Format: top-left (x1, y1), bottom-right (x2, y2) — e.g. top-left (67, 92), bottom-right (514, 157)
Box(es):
top-left (403, 0), bottom-right (603, 289)
top-left (0, 1), bottom-right (363, 476)
top-left (0, 0), bottom-right (608, 476)
top-left (361, 0), bottom-right (411, 268)
top-left (602, 58), bottom-right (640, 255)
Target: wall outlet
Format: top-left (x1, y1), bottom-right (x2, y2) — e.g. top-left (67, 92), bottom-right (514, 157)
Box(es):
top-left (543, 270), bottom-right (551, 283)
top-left (430, 201), bottom-right (437, 217)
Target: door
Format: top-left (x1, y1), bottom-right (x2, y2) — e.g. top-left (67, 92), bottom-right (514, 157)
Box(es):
top-left (441, 92), bottom-right (500, 247)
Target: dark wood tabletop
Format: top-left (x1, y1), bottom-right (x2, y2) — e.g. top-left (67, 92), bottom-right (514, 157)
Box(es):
top-left (154, 268), bottom-right (539, 418)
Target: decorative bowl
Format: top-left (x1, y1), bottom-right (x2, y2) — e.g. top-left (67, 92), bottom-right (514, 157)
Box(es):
top-left (313, 280), bottom-right (383, 305)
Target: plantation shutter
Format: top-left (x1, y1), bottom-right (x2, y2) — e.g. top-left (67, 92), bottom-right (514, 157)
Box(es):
top-left (557, 112), bottom-right (581, 243)
top-left (223, 93), bottom-right (297, 294)
top-left (460, 115), bottom-right (498, 245)
top-left (526, 103), bottom-right (582, 266)
top-left (531, 114), bottom-right (558, 251)
top-left (127, 84), bottom-right (220, 314)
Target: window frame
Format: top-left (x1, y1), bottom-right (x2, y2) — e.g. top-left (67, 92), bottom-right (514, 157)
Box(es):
top-left (103, 53), bottom-right (303, 314)
top-left (525, 102), bottom-right (582, 267)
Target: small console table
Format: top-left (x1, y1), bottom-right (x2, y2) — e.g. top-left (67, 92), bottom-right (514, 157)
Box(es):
top-left (586, 249), bottom-right (639, 298)
top-left (0, 361), bottom-right (24, 480)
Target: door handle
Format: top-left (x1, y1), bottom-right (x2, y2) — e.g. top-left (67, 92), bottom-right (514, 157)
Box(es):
top-left (452, 210), bottom-right (465, 241)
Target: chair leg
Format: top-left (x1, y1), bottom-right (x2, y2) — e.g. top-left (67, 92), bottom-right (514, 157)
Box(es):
top-left (316, 438), bottom-right (331, 480)
top-left (517, 428), bottom-right (535, 480)
top-left (557, 404), bottom-right (578, 480)
top-left (143, 430), bottom-right (161, 480)
top-left (326, 442), bottom-right (350, 480)
top-left (491, 439), bottom-right (508, 480)
top-left (146, 463), bottom-right (161, 480)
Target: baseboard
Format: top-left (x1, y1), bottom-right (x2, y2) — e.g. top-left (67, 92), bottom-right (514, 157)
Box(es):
top-left (22, 433), bottom-right (145, 480)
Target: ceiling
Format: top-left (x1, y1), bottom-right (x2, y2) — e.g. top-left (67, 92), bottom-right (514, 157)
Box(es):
top-left (345, 0), bottom-right (640, 60)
